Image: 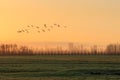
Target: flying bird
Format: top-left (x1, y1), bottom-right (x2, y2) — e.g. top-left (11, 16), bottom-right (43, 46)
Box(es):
top-left (17, 31), bottom-right (22, 33)
top-left (44, 24), bottom-right (47, 28)
top-left (36, 26), bottom-right (39, 29)
top-left (25, 29), bottom-right (29, 33)
top-left (42, 29), bottom-right (45, 32)
top-left (17, 23), bottom-right (68, 34)
top-left (54, 24), bottom-right (57, 26)
top-left (57, 24), bottom-right (60, 27)
top-left (48, 29), bottom-right (50, 31)
top-left (31, 25), bottom-right (34, 27)
top-left (27, 25), bottom-right (30, 27)
top-left (38, 31), bottom-right (40, 33)
top-left (21, 29), bottom-right (25, 32)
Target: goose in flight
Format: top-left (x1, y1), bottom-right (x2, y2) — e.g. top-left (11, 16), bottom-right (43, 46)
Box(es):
top-left (36, 26), bottom-right (39, 29)
top-left (44, 24), bottom-right (47, 28)
top-left (48, 29), bottom-right (50, 31)
top-left (38, 31), bottom-right (40, 33)
top-left (21, 29), bottom-right (25, 32)
top-left (57, 24), bottom-right (60, 27)
top-left (27, 25), bottom-right (30, 27)
top-left (31, 25), bottom-right (34, 27)
top-left (17, 23), bottom-right (68, 34)
top-left (42, 29), bottom-right (45, 32)
top-left (17, 31), bottom-right (22, 33)
top-left (25, 29), bottom-right (29, 33)
top-left (54, 24), bottom-right (57, 26)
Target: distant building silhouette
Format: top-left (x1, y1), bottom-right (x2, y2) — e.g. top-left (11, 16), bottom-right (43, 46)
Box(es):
top-left (68, 43), bottom-right (74, 53)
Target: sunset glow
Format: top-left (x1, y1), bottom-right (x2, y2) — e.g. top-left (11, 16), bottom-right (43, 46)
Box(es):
top-left (0, 0), bottom-right (120, 46)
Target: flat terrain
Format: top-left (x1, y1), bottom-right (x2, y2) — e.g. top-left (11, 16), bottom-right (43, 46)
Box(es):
top-left (0, 55), bottom-right (120, 80)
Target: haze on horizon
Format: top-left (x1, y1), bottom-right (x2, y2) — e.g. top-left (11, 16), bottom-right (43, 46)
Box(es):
top-left (0, 0), bottom-right (120, 46)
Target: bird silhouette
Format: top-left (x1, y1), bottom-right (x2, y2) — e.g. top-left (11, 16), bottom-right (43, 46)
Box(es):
top-left (38, 31), bottom-right (40, 33)
top-left (48, 29), bottom-right (50, 31)
top-left (44, 24), bottom-right (47, 28)
top-left (36, 26), bottom-right (39, 29)
top-left (27, 25), bottom-right (30, 27)
top-left (21, 29), bottom-right (25, 32)
top-left (54, 24), bottom-right (57, 26)
top-left (31, 25), bottom-right (34, 27)
top-left (42, 29), bottom-right (45, 32)
top-left (57, 24), bottom-right (60, 27)
top-left (17, 31), bottom-right (22, 33)
top-left (25, 29), bottom-right (29, 33)
top-left (17, 23), bottom-right (68, 34)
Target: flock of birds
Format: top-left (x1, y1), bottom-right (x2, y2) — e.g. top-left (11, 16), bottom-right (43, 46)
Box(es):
top-left (17, 23), bottom-right (67, 34)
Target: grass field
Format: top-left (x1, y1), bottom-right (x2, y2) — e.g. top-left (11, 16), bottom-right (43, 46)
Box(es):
top-left (0, 55), bottom-right (120, 80)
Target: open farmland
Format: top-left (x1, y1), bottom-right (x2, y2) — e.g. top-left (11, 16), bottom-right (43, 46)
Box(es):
top-left (0, 55), bottom-right (120, 80)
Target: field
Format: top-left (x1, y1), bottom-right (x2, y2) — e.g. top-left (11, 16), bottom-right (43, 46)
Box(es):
top-left (0, 55), bottom-right (120, 80)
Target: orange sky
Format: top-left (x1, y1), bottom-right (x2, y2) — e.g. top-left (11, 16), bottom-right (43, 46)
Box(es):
top-left (0, 0), bottom-right (120, 46)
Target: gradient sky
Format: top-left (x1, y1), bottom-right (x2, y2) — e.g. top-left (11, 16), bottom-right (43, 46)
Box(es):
top-left (0, 0), bottom-right (120, 45)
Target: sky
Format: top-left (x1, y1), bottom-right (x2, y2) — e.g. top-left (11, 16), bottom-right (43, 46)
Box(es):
top-left (0, 0), bottom-right (120, 46)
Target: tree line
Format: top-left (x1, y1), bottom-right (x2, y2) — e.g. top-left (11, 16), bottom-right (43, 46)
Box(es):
top-left (0, 43), bottom-right (120, 55)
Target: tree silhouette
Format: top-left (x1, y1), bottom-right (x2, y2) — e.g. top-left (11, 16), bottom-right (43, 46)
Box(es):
top-left (0, 43), bottom-right (120, 55)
